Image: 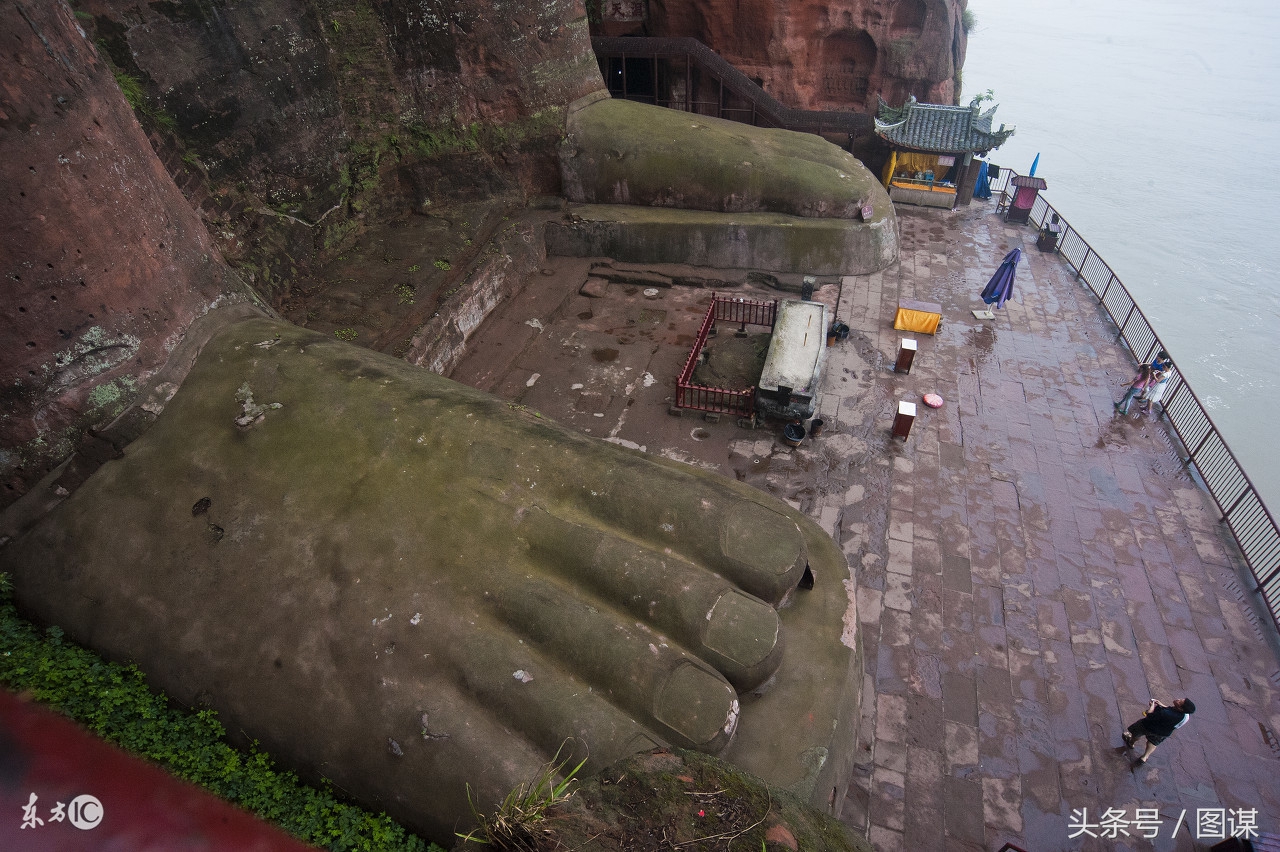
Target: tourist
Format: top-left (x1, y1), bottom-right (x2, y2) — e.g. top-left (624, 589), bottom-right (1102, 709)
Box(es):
top-left (1122, 697), bottom-right (1195, 766)
top-left (1115, 363), bottom-right (1154, 415)
top-left (1141, 350), bottom-right (1173, 413)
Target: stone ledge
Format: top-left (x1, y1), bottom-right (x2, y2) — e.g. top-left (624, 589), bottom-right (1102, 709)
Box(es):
top-left (547, 204), bottom-right (898, 276)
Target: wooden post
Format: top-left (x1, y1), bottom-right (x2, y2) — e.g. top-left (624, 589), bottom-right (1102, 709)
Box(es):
top-left (892, 400), bottom-right (916, 441)
top-left (895, 338), bottom-right (917, 374)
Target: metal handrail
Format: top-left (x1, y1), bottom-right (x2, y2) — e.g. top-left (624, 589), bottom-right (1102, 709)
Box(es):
top-left (991, 171), bottom-right (1280, 632)
top-left (592, 36), bottom-right (872, 139)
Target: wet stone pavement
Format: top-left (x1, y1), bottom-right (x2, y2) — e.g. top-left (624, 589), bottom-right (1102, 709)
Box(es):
top-left (449, 203), bottom-right (1280, 851)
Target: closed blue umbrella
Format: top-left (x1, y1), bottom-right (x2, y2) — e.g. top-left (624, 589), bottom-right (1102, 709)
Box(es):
top-left (980, 248), bottom-right (1021, 309)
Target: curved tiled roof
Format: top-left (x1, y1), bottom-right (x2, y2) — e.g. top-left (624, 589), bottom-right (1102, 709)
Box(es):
top-left (875, 95), bottom-right (1015, 155)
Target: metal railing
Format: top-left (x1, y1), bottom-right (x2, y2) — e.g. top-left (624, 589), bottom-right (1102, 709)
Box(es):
top-left (992, 170), bottom-right (1280, 632)
top-left (709, 294), bottom-right (778, 329)
top-left (592, 37), bottom-right (872, 140)
top-left (675, 294), bottom-right (777, 416)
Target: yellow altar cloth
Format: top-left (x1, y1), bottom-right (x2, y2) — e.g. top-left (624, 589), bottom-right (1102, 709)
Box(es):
top-left (893, 299), bottom-right (942, 335)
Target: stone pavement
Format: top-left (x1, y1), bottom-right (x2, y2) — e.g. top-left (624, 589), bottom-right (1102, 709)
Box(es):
top-left (831, 205), bottom-right (1280, 851)
top-left (450, 202), bottom-right (1280, 851)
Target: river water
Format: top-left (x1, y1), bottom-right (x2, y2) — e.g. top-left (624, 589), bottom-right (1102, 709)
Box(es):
top-left (961, 0), bottom-right (1280, 511)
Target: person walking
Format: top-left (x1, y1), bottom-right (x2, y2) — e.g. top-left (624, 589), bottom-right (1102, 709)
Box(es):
top-left (1115, 364), bottom-right (1154, 415)
top-left (1122, 696), bottom-right (1195, 766)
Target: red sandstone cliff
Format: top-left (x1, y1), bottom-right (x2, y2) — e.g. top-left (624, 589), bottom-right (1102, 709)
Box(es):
top-left (1, 0), bottom-right (958, 506)
top-left (73, 0), bottom-right (606, 297)
top-left (612, 0), bottom-right (968, 112)
top-left (0, 3), bottom-right (259, 506)
top-left (1, 0), bottom-right (604, 508)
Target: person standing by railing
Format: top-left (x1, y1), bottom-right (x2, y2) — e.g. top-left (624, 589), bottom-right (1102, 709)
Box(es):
top-left (1115, 363), bottom-right (1155, 415)
top-left (1140, 350), bottom-right (1172, 414)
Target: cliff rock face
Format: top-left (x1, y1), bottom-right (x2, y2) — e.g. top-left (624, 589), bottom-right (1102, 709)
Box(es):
top-left (1, 0), bottom-right (603, 508)
top-left (1, 0), bottom-right (948, 504)
top-left (0, 3), bottom-right (259, 506)
top-left (77, 0), bottom-right (604, 294)
top-left (640, 0), bottom-right (968, 112)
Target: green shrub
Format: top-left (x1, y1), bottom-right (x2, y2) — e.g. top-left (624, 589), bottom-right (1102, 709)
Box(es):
top-left (0, 574), bottom-right (439, 852)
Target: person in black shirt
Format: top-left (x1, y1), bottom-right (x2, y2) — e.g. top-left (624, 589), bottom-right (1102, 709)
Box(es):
top-left (1123, 697), bottom-right (1195, 765)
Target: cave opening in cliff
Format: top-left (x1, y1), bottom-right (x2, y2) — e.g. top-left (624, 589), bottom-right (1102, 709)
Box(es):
top-left (604, 56), bottom-right (659, 104)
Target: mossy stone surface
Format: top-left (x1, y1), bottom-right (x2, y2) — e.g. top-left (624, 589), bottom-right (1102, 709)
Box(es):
top-left (561, 98), bottom-right (887, 221)
top-left (3, 317), bottom-right (862, 845)
top-left (546, 204), bottom-right (898, 275)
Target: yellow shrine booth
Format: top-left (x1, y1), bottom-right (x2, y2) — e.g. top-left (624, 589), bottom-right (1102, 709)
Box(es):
top-left (876, 96), bottom-right (1014, 209)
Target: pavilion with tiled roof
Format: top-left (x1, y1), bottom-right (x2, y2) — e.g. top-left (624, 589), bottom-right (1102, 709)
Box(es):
top-left (875, 95), bottom-right (1015, 208)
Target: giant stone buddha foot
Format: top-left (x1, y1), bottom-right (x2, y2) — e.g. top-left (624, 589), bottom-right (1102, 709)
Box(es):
top-left (2, 317), bottom-right (861, 842)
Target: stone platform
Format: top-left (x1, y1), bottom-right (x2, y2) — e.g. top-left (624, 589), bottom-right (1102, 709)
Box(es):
top-left (451, 201), bottom-right (1280, 851)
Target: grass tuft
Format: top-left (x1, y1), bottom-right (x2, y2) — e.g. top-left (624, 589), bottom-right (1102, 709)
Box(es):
top-left (457, 742), bottom-right (587, 851)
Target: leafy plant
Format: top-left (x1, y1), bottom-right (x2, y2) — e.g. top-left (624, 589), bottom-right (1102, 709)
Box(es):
top-left (107, 65), bottom-right (176, 131)
top-left (335, 327), bottom-right (358, 341)
top-left (394, 283), bottom-right (415, 305)
top-left (457, 742), bottom-right (587, 851)
top-left (408, 264), bottom-right (421, 273)
top-left (970, 88), bottom-right (996, 107)
top-left (961, 7), bottom-right (977, 33)
top-left (0, 574), bottom-right (436, 852)
top-left (433, 259), bottom-right (451, 271)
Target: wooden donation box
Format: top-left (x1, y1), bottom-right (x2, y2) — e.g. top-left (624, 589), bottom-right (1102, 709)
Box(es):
top-left (892, 400), bottom-right (916, 441)
top-left (895, 338), bottom-right (917, 374)
top-left (894, 299), bottom-right (942, 335)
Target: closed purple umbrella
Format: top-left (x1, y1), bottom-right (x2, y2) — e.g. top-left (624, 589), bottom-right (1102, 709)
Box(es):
top-left (981, 248), bottom-right (1021, 309)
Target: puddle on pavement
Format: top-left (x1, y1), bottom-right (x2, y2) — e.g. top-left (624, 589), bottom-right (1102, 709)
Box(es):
top-left (732, 456), bottom-right (773, 481)
top-left (968, 325), bottom-right (996, 355)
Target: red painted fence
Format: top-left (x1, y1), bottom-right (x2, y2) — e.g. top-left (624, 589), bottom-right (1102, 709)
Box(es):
top-left (674, 294), bottom-right (777, 417)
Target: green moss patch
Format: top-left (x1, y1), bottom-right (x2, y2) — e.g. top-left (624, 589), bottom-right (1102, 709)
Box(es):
top-left (562, 99), bottom-right (884, 220)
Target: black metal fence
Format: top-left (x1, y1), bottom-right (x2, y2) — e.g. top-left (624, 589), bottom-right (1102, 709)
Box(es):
top-left (992, 170), bottom-right (1280, 632)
